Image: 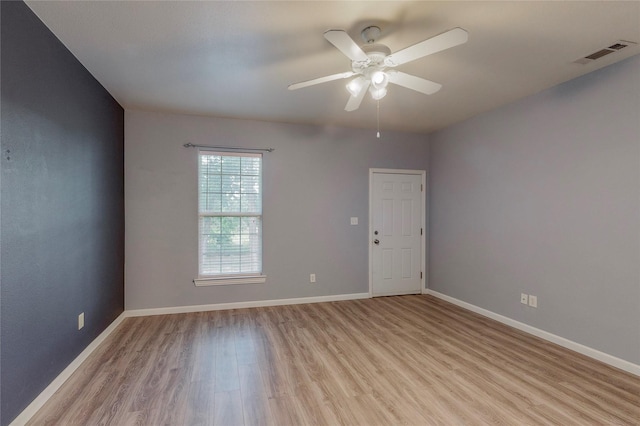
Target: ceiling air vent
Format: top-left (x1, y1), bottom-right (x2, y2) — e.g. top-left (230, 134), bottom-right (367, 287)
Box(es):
top-left (607, 43), bottom-right (628, 51)
top-left (585, 48), bottom-right (615, 60)
top-left (574, 40), bottom-right (637, 64)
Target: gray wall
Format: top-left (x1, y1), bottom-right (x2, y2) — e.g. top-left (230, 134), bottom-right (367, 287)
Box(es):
top-left (429, 55), bottom-right (640, 364)
top-left (125, 110), bottom-right (429, 309)
top-left (0, 2), bottom-right (125, 424)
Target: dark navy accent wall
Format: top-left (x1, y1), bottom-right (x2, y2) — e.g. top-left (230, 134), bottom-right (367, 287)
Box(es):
top-left (1, 2), bottom-right (125, 424)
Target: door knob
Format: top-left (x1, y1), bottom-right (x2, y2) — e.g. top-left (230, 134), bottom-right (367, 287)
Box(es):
top-left (374, 239), bottom-right (380, 245)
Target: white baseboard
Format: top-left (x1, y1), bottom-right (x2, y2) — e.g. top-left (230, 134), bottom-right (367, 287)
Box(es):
top-left (125, 292), bottom-right (370, 317)
top-left (10, 312), bottom-right (127, 426)
top-left (426, 289), bottom-right (640, 377)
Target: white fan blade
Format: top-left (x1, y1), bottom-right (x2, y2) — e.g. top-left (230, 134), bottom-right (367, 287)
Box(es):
top-left (385, 27), bottom-right (468, 67)
top-left (288, 72), bottom-right (355, 90)
top-left (324, 30), bottom-right (369, 62)
top-left (345, 80), bottom-right (370, 111)
top-left (388, 71), bottom-right (442, 95)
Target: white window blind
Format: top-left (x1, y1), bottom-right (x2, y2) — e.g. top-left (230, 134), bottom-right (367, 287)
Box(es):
top-left (198, 151), bottom-right (262, 278)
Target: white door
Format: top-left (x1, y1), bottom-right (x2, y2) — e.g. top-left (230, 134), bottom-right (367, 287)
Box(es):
top-left (370, 171), bottom-right (424, 297)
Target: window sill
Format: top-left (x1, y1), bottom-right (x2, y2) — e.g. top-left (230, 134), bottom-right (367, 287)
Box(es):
top-left (194, 275), bottom-right (267, 287)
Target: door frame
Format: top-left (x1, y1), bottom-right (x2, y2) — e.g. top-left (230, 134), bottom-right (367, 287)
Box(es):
top-left (368, 168), bottom-right (427, 297)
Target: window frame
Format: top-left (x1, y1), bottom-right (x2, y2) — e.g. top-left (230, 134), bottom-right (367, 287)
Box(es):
top-left (194, 150), bottom-right (266, 286)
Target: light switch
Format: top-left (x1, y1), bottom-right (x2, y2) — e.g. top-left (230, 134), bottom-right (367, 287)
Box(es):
top-left (350, 217), bottom-right (358, 225)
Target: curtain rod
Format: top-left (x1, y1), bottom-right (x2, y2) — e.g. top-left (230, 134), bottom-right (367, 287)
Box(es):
top-left (183, 143), bottom-right (274, 153)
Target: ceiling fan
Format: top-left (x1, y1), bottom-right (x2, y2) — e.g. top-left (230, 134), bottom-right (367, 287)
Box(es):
top-left (288, 26), bottom-right (468, 111)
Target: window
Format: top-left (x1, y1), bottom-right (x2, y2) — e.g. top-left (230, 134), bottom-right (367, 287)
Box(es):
top-left (196, 151), bottom-right (264, 285)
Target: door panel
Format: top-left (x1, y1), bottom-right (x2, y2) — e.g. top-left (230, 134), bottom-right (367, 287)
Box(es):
top-left (371, 172), bottom-right (423, 296)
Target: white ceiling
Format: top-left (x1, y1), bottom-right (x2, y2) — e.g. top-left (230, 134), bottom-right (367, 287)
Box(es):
top-left (25, 1), bottom-right (640, 134)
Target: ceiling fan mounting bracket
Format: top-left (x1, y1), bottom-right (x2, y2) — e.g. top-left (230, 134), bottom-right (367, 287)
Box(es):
top-left (361, 26), bottom-right (381, 44)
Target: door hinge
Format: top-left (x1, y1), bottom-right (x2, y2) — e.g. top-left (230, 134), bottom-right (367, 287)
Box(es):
top-left (421, 184), bottom-right (423, 192)
top-left (420, 228), bottom-right (423, 235)
top-left (420, 272), bottom-right (423, 279)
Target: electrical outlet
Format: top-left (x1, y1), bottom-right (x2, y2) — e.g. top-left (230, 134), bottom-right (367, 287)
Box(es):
top-left (310, 273), bottom-right (316, 283)
top-left (78, 312), bottom-right (85, 330)
top-left (528, 295), bottom-right (538, 308)
top-left (520, 293), bottom-right (528, 304)
top-left (350, 217), bottom-right (358, 225)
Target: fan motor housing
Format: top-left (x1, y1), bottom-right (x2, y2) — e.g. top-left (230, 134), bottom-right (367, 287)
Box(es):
top-left (352, 43), bottom-right (391, 74)
top-left (362, 43), bottom-right (391, 60)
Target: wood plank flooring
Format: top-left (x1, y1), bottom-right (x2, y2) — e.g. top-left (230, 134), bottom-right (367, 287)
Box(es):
top-left (27, 295), bottom-right (640, 425)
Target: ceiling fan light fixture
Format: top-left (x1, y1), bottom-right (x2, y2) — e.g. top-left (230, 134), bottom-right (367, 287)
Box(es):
top-left (346, 77), bottom-right (366, 96)
top-left (370, 86), bottom-right (387, 100)
top-left (371, 70), bottom-right (388, 89)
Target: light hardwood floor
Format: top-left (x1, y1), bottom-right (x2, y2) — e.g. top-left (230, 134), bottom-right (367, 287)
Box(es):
top-left (28, 295), bottom-right (640, 425)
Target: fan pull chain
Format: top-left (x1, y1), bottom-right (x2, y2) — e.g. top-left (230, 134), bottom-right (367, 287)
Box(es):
top-left (376, 100), bottom-right (381, 138)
